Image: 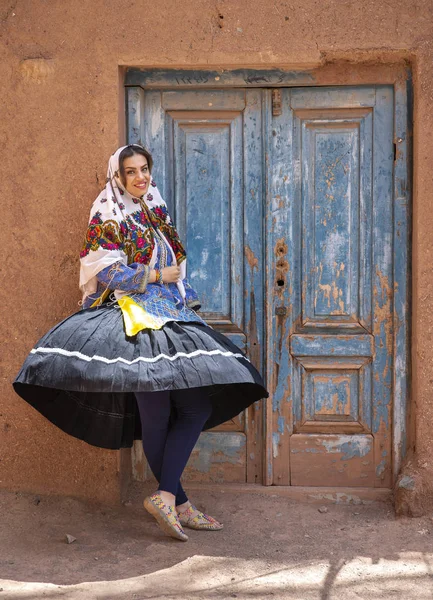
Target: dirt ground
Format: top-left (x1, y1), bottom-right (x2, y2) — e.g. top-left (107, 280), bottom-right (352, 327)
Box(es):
top-left (1, 484), bottom-right (433, 600)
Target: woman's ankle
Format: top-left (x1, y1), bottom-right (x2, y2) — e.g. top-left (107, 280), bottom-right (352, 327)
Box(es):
top-left (157, 489), bottom-right (176, 506)
top-left (176, 500), bottom-right (191, 513)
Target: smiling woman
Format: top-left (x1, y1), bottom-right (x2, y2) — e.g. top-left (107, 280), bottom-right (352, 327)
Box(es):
top-left (119, 146), bottom-right (153, 197)
top-left (13, 144), bottom-right (268, 542)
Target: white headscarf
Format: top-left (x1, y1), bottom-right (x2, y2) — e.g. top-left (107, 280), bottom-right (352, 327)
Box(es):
top-left (79, 145), bottom-right (186, 302)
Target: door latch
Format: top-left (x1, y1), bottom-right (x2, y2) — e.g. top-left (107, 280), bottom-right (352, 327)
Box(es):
top-left (275, 306), bottom-right (287, 317)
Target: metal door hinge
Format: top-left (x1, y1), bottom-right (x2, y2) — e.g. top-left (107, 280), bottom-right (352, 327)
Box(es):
top-left (272, 89), bottom-right (282, 117)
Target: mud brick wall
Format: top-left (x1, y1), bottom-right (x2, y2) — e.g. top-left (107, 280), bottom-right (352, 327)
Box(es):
top-left (1, 0), bottom-right (432, 512)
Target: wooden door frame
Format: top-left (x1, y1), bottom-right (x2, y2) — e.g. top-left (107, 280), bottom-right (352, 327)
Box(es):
top-left (125, 65), bottom-right (411, 487)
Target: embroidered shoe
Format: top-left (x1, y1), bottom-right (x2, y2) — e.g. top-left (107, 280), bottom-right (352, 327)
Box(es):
top-left (143, 493), bottom-right (188, 541)
top-left (178, 504), bottom-right (224, 531)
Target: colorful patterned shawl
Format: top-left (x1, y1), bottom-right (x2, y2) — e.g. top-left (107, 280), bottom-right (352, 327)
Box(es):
top-left (79, 145), bottom-right (187, 303)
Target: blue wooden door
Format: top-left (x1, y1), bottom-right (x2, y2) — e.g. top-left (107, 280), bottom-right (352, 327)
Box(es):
top-left (128, 82), bottom-right (401, 488)
top-left (268, 86), bottom-right (395, 487)
top-left (127, 87), bottom-right (265, 483)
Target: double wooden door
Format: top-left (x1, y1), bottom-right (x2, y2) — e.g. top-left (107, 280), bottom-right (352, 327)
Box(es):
top-left (127, 83), bottom-right (404, 488)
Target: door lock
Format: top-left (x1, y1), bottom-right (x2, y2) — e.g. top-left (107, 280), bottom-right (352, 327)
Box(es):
top-left (275, 306), bottom-right (287, 317)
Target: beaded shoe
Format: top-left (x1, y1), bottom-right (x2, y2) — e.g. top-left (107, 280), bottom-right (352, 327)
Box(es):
top-left (143, 492), bottom-right (188, 541)
top-left (178, 504), bottom-right (224, 531)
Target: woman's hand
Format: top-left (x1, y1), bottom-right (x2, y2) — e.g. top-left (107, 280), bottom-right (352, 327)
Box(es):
top-left (149, 266), bottom-right (181, 284)
top-left (161, 266), bottom-right (181, 283)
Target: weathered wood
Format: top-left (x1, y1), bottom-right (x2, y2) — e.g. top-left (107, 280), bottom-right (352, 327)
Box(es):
top-left (126, 87), bottom-right (145, 146)
top-left (126, 65), bottom-right (409, 92)
top-left (292, 356), bottom-right (372, 434)
top-left (169, 97), bottom-right (252, 478)
top-left (169, 106), bottom-right (244, 327)
top-left (372, 86), bottom-right (394, 488)
top-left (291, 86), bottom-right (376, 109)
top-left (140, 89), bottom-right (169, 201)
top-left (173, 114), bottom-right (231, 318)
top-left (134, 433), bottom-right (247, 484)
top-left (244, 89), bottom-right (265, 484)
top-left (223, 332), bottom-right (246, 352)
top-left (184, 482), bottom-right (392, 504)
top-left (182, 432), bottom-right (246, 483)
top-left (290, 434), bottom-right (375, 487)
top-left (297, 105), bottom-right (373, 331)
top-left (286, 86), bottom-right (394, 488)
top-left (162, 89), bottom-right (246, 111)
top-left (266, 87), bottom-right (295, 485)
top-left (290, 335), bottom-right (373, 356)
top-left (129, 87), bottom-right (266, 484)
top-left (127, 75), bottom-right (409, 491)
top-left (392, 76), bottom-right (411, 482)
top-left (126, 68), bottom-right (315, 89)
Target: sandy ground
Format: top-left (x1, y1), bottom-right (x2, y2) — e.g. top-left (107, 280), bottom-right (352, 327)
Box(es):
top-left (1, 484), bottom-right (433, 600)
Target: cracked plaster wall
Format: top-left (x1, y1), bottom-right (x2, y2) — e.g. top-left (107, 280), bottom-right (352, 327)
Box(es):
top-left (1, 0), bottom-right (433, 512)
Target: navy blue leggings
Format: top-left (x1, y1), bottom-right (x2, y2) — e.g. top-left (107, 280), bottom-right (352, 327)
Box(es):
top-left (135, 388), bottom-right (212, 506)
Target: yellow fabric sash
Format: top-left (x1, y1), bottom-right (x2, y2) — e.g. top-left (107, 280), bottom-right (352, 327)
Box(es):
top-left (117, 295), bottom-right (162, 336)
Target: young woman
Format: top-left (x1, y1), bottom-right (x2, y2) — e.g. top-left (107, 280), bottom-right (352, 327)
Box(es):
top-left (14, 145), bottom-right (268, 542)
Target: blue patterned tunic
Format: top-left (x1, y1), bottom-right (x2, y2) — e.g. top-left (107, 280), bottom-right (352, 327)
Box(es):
top-left (82, 236), bottom-right (206, 328)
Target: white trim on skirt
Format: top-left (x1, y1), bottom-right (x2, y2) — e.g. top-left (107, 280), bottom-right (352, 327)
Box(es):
top-left (30, 346), bottom-right (247, 366)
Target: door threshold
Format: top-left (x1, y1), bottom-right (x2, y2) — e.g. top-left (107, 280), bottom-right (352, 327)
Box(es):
top-left (184, 483), bottom-right (392, 505)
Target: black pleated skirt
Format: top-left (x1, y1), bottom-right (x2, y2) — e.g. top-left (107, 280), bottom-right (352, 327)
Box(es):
top-left (13, 305), bottom-right (268, 449)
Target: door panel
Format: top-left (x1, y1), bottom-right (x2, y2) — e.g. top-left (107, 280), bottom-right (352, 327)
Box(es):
top-left (127, 87), bottom-right (264, 483)
top-left (290, 433), bottom-right (375, 487)
top-left (171, 111), bottom-right (241, 325)
top-left (291, 356), bottom-right (372, 435)
top-left (268, 86), bottom-right (394, 487)
top-left (298, 108), bottom-right (373, 331)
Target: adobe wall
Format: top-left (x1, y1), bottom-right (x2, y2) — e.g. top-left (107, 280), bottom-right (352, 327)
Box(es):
top-left (1, 0), bottom-right (432, 511)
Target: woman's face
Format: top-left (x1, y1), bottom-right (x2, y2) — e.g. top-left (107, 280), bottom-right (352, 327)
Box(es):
top-left (122, 154), bottom-right (151, 198)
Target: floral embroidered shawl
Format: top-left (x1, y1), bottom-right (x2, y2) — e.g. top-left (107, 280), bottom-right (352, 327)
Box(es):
top-left (79, 145), bottom-right (187, 303)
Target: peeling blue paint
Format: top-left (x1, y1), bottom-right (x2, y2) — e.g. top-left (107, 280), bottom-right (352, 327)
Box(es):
top-left (287, 86), bottom-right (395, 487)
top-left (376, 459), bottom-right (386, 477)
top-left (271, 431), bottom-right (280, 457)
top-left (322, 436), bottom-right (372, 460)
top-left (277, 416), bottom-right (285, 434)
top-left (339, 441), bottom-right (371, 460)
top-left (187, 432), bottom-right (246, 474)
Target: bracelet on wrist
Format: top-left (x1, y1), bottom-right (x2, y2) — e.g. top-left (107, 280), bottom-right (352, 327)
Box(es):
top-left (155, 269), bottom-right (163, 284)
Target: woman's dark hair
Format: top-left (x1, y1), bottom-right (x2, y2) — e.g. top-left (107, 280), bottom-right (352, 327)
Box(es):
top-left (118, 145), bottom-right (153, 185)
